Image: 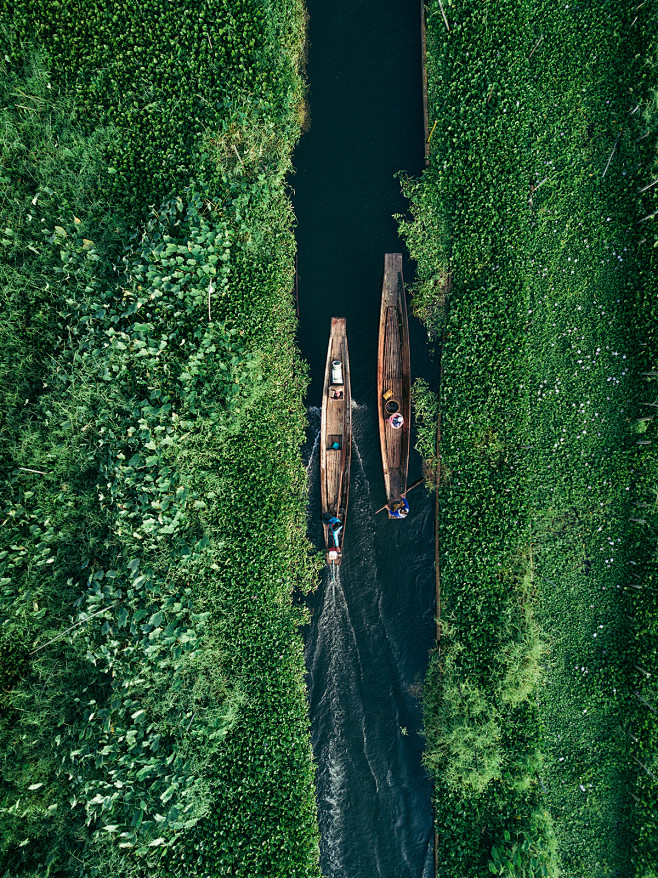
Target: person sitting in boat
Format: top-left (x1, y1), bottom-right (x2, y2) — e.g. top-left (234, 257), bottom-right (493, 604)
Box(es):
top-left (323, 513), bottom-right (343, 546)
top-left (330, 386), bottom-right (344, 400)
top-left (389, 498), bottom-right (409, 519)
top-left (387, 412), bottom-right (404, 429)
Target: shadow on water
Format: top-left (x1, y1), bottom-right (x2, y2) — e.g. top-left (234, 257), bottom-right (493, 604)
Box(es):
top-left (302, 406), bottom-right (435, 878)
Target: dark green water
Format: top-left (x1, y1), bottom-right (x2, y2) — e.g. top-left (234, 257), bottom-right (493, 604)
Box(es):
top-left (292, 2), bottom-right (437, 876)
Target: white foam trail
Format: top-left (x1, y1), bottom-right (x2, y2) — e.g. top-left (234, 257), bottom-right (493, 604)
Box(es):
top-left (304, 406), bottom-right (322, 474)
top-left (322, 571), bottom-right (346, 872)
top-left (351, 438), bottom-right (369, 499)
top-left (349, 401), bottom-right (371, 499)
top-left (311, 465), bottom-right (384, 877)
top-left (305, 427), bottom-right (321, 478)
top-left (422, 846), bottom-right (435, 878)
top-left (304, 399), bottom-right (434, 878)
top-left (323, 736), bottom-right (347, 878)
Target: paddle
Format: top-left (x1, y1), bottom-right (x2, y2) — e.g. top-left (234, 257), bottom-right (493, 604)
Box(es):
top-left (375, 476), bottom-right (426, 515)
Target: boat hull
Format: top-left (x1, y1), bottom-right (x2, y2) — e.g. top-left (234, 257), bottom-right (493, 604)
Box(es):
top-left (377, 254), bottom-right (411, 518)
top-left (320, 318), bottom-right (352, 564)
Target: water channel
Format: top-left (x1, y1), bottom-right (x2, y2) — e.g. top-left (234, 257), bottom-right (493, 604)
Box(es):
top-left (291, 2), bottom-right (437, 875)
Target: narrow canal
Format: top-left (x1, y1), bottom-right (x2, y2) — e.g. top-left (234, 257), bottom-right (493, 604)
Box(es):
top-left (291, 2), bottom-right (436, 876)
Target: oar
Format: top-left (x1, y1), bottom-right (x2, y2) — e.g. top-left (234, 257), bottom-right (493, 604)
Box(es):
top-left (375, 476), bottom-right (426, 514)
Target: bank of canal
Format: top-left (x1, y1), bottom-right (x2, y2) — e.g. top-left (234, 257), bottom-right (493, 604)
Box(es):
top-left (292, 2), bottom-right (437, 876)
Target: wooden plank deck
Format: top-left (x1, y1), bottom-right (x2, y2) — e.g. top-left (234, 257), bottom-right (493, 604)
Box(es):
top-left (378, 254), bottom-right (411, 513)
top-left (383, 305), bottom-right (404, 499)
top-left (320, 318), bottom-right (351, 562)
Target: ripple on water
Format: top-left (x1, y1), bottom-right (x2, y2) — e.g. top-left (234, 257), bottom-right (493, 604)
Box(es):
top-left (304, 402), bottom-right (434, 877)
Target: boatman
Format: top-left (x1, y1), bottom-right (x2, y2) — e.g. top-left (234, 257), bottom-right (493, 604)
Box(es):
top-left (323, 513), bottom-right (343, 546)
top-left (387, 412), bottom-right (404, 429)
top-left (389, 498), bottom-right (409, 519)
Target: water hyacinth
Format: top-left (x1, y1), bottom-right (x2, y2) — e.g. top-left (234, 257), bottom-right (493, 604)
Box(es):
top-left (0, 2), bottom-right (320, 876)
top-left (400, 0), bottom-right (658, 875)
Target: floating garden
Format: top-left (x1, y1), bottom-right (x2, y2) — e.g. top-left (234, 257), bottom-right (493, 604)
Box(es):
top-left (0, 2), bottom-right (320, 876)
top-left (402, 0), bottom-right (658, 874)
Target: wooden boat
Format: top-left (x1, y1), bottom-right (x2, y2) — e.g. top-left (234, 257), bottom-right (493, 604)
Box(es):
top-left (320, 318), bottom-right (352, 565)
top-left (377, 253), bottom-right (411, 519)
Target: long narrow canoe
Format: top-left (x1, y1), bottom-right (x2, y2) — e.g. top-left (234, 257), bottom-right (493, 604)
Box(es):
top-left (377, 253), bottom-right (411, 519)
top-left (320, 318), bottom-right (352, 565)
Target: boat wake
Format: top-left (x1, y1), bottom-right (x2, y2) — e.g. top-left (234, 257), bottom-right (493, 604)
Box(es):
top-left (304, 403), bottom-right (434, 878)
top-left (304, 406), bottom-right (322, 473)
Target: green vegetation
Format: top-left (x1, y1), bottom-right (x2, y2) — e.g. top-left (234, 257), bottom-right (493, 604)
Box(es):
top-left (0, 2), bottom-right (320, 876)
top-left (412, 378), bottom-right (440, 484)
top-left (3, 0), bottom-right (305, 212)
top-left (402, 0), bottom-right (658, 875)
